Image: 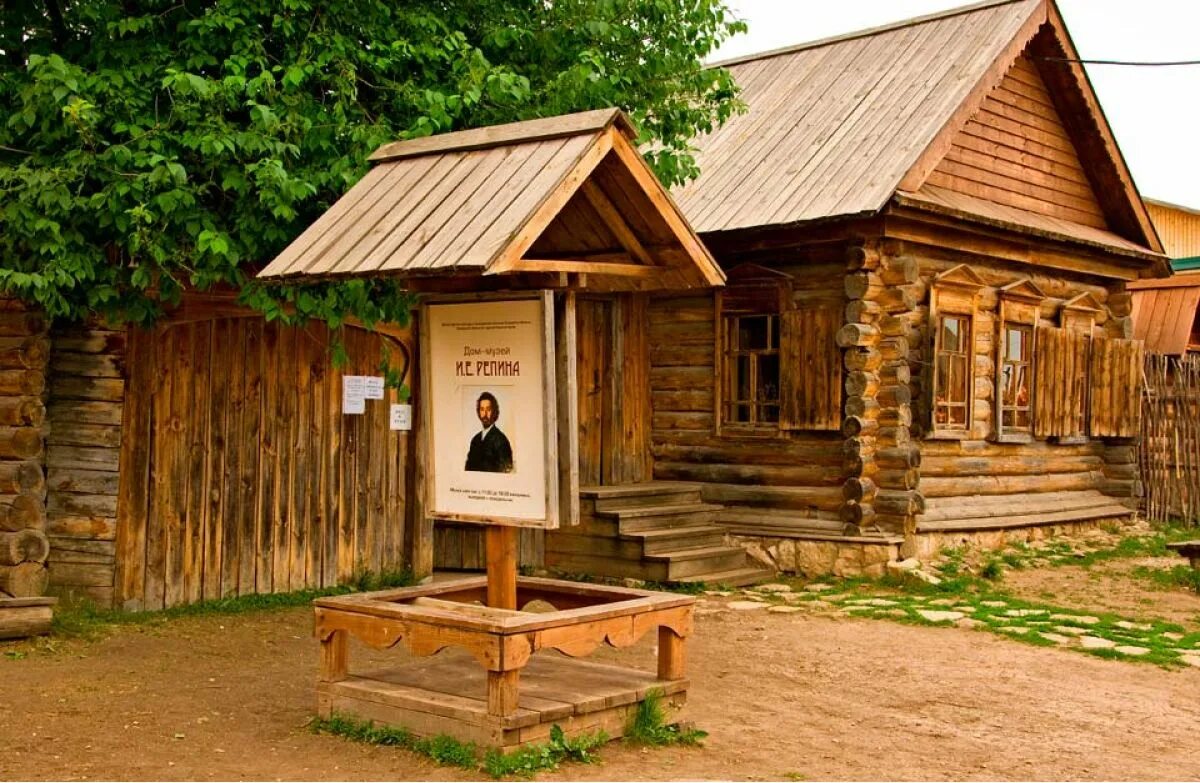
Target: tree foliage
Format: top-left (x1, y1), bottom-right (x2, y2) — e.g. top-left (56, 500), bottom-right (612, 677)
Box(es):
top-left (0, 0), bottom-right (745, 330)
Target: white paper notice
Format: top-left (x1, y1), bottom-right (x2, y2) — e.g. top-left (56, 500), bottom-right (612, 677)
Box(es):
top-left (342, 376), bottom-right (366, 415)
top-left (363, 376), bottom-right (385, 400)
top-left (390, 403), bottom-right (412, 431)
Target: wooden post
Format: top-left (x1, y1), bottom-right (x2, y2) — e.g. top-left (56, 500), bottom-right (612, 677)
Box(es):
top-left (485, 525), bottom-right (517, 610)
top-left (487, 669), bottom-right (520, 717)
top-left (318, 629), bottom-right (349, 683)
top-left (657, 627), bottom-right (686, 681)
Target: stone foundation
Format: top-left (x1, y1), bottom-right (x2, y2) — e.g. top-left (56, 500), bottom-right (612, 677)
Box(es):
top-left (729, 513), bottom-right (1140, 578)
top-left (911, 515), bottom-right (1137, 561)
top-left (729, 534), bottom-right (902, 579)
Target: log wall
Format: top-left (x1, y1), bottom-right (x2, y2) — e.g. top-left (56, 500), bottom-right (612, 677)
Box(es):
top-left (647, 252), bottom-right (847, 523)
top-left (44, 324), bottom-right (126, 606)
top-left (0, 300), bottom-right (50, 600)
top-left (884, 238), bottom-right (1140, 532)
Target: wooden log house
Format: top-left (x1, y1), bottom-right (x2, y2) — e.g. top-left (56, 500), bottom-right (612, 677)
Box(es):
top-left (0, 0), bottom-right (1174, 610)
top-left (652, 0), bottom-right (1167, 572)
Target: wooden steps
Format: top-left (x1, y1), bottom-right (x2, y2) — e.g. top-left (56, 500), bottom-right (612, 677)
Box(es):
top-left (546, 483), bottom-right (773, 586)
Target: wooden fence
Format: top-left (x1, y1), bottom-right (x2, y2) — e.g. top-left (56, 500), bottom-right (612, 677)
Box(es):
top-left (1142, 353), bottom-right (1200, 526)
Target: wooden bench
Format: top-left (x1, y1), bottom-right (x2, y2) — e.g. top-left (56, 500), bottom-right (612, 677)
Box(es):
top-left (1166, 541), bottom-right (1200, 569)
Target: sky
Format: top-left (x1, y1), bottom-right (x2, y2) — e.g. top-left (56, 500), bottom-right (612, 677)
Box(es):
top-left (709, 0), bottom-right (1200, 209)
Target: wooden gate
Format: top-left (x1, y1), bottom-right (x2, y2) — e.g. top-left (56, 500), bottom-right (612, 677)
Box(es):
top-left (115, 316), bottom-right (414, 610)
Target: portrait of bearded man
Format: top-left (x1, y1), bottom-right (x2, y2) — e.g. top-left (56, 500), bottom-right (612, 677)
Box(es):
top-left (464, 391), bottom-right (514, 473)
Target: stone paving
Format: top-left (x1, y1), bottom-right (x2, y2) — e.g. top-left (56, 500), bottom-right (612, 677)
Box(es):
top-left (703, 581), bottom-right (1200, 669)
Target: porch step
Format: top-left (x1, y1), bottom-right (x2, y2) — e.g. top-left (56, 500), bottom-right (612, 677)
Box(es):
top-left (674, 565), bottom-right (774, 587)
top-left (636, 525), bottom-right (727, 554)
top-left (647, 544), bottom-right (753, 580)
top-left (597, 503), bottom-right (724, 533)
top-left (548, 482), bottom-right (774, 586)
top-left (582, 482), bottom-right (703, 512)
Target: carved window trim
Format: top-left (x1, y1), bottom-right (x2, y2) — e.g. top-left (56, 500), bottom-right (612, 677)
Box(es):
top-left (714, 264), bottom-right (792, 439)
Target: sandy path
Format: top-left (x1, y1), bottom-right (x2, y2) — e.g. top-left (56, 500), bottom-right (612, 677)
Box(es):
top-left (1, 599), bottom-right (1198, 781)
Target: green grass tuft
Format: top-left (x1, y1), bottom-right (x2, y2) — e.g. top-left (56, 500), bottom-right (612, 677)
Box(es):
top-left (624, 689), bottom-right (707, 747)
top-left (1131, 564), bottom-right (1200, 593)
top-left (482, 724), bottom-right (607, 778)
top-left (313, 712), bottom-right (608, 779)
top-left (311, 713), bottom-right (477, 768)
top-left (980, 560), bottom-right (1005, 581)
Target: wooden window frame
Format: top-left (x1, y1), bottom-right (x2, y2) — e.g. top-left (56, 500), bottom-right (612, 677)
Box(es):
top-left (720, 312), bottom-right (781, 433)
top-left (932, 312), bottom-right (974, 437)
top-left (1058, 292), bottom-right (1103, 443)
top-left (927, 265), bottom-right (984, 440)
top-left (714, 265), bottom-right (792, 439)
top-left (995, 279), bottom-right (1045, 444)
top-left (997, 322), bottom-right (1035, 442)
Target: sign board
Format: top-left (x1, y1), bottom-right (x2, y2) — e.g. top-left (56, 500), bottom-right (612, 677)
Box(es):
top-left (423, 294), bottom-right (559, 528)
top-left (342, 375), bottom-right (384, 414)
top-left (390, 403), bottom-right (412, 431)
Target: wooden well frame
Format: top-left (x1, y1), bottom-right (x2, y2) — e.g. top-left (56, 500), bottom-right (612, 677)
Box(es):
top-left (315, 576), bottom-right (694, 748)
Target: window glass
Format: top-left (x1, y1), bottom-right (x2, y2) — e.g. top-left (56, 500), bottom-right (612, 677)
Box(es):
top-left (934, 314), bottom-right (971, 431)
top-left (1000, 323), bottom-right (1033, 433)
top-left (724, 313), bottom-right (781, 429)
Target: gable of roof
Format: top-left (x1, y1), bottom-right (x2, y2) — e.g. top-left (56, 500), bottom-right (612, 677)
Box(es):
top-left (676, 0), bottom-right (1163, 260)
top-left (916, 52), bottom-right (1109, 231)
top-left (258, 108), bottom-right (722, 290)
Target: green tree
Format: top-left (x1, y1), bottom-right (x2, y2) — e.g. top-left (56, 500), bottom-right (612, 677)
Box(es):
top-left (0, 0), bottom-right (744, 335)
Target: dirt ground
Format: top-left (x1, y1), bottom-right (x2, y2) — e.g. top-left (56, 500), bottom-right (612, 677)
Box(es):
top-left (3, 577), bottom-right (1200, 782)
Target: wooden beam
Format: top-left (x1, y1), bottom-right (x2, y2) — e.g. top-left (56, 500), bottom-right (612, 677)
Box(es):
top-left (486, 131), bottom-right (615, 276)
top-left (580, 180), bottom-right (654, 266)
top-left (485, 525), bottom-right (518, 610)
top-left (606, 132), bottom-right (725, 286)
top-left (518, 260), bottom-right (656, 277)
top-left (369, 108), bottom-right (634, 163)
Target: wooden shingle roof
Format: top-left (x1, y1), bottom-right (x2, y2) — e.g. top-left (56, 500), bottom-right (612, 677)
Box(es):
top-left (259, 108), bottom-right (722, 290)
top-left (675, 0), bottom-right (1163, 264)
top-left (676, 0), bottom-right (1045, 233)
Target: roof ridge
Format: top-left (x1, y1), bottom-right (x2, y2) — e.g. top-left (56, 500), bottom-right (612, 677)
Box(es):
top-left (368, 108), bottom-right (631, 164)
top-left (1146, 197), bottom-right (1200, 216)
top-left (708, 0), bottom-right (1036, 69)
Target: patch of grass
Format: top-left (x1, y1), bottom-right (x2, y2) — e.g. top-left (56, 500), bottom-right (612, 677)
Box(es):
top-left (313, 713), bottom-right (606, 779)
top-left (624, 689), bottom-right (707, 747)
top-left (641, 580), bottom-right (709, 595)
top-left (1073, 525), bottom-right (1195, 567)
top-left (820, 578), bottom-right (1195, 668)
top-left (980, 559), bottom-right (1005, 581)
top-left (311, 714), bottom-right (476, 768)
top-left (50, 568), bottom-right (415, 640)
top-left (1000, 551), bottom-right (1026, 570)
top-left (1131, 564), bottom-right (1200, 593)
top-left (483, 725), bottom-right (607, 778)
